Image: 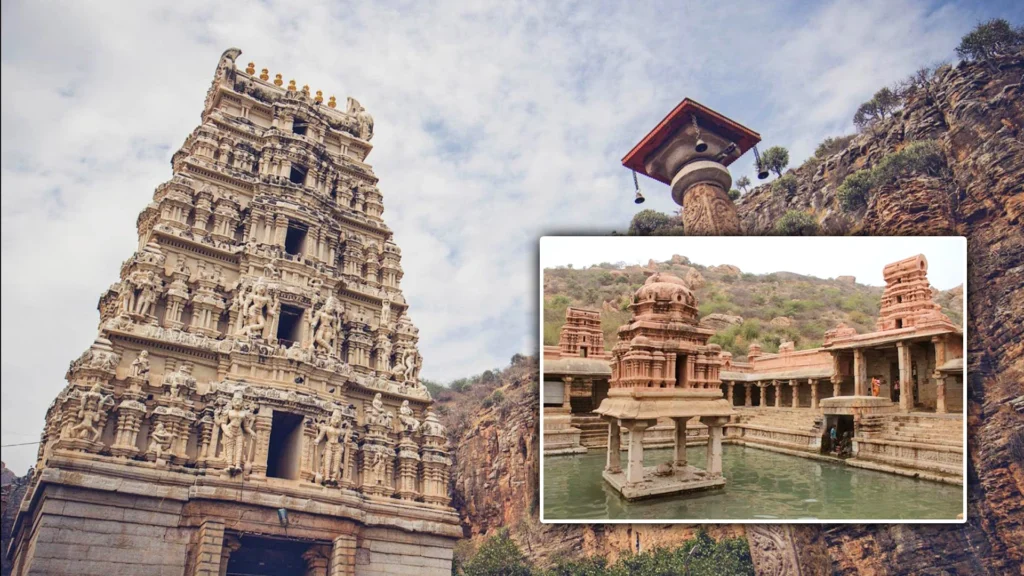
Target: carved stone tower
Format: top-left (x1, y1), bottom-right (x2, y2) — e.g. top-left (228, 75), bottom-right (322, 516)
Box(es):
top-left (595, 272), bottom-right (734, 500)
top-left (8, 49), bottom-right (459, 576)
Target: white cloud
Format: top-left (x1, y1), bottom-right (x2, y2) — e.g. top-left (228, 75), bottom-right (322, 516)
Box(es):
top-left (1, 0), bottom-right (1008, 472)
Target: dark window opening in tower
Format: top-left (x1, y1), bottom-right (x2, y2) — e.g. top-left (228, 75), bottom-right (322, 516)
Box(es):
top-left (277, 304), bottom-right (304, 347)
top-left (292, 119), bottom-right (308, 136)
top-left (284, 221), bottom-right (308, 256)
top-left (289, 164), bottom-right (308, 185)
top-left (267, 411), bottom-right (304, 479)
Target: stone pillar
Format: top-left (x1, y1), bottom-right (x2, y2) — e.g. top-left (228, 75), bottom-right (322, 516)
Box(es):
top-left (673, 417), bottom-right (689, 468)
top-left (191, 519), bottom-right (225, 576)
top-left (932, 336), bottom-right (947, 414)
top-left (678, 176), bottom-right (742, 235)
top-left (774, 381), bottom-right (781, 408)
top-left (250, 411), bottom-right (273, 478)
top-left (705, 424), bottom-right (723, 476)
top-left (756, 383), bottom-right (764, 407)
top-left (853, 348), bottom-right (867, 396)
top-left (562, 376), bottom-right (573, 408)
top-left (726, 382), bottom-right (734, 405)
top-left (303, 545), bottom-right (330, 576)
top-left (832, 376), bottom-right (842, 398)
top-left (624, 420), bottom-right (649, 484)
top-left (329, 534), bottom-right (356, 576)
top-left (810, 379), bottom-right (819, 409)
top-left (219, 535), bottom-right (241, 576)
top-left (896, 342), bottom-right (913, 412)
top-left (790, 379), bottom-right (799, 408)
top-left (743, 383), bottom-right (751, 407)
top-left (606, 419), bottom-right (622, 473)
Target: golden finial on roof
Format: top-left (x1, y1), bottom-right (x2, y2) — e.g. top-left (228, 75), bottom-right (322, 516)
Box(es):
top-left (302, 84), bottom-right (310, 94)
top-left (328, 96), bottom-right (337, 108)
top-left (245, 62), bottom-right (255, 74)
top-left (260, 68), bottom-right (269, 81)
top-left (288, 79), bottom-right (297, 91)
top-left (274, 74), bottom-right (283, 87)
top-left (315, 90), bottom-right (324, 104)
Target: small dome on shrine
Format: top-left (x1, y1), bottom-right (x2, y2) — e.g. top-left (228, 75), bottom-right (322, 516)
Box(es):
top-left (635, 272), bottom-right (694, 303)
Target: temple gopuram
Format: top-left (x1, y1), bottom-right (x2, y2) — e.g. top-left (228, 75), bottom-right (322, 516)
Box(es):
top-left (7, 49), bottom-right (459, 576)
top-left (542, 254), bottom-right (965, 491)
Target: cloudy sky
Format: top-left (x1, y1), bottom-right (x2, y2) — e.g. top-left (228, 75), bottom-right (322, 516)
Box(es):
top-left (1, 1), bottom-right (1017, 471)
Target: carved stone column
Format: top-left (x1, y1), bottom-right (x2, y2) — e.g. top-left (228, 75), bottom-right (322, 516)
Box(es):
top-left (303, 545), bottom-right (331, 576)
top-left (744, 383), bottom-right (751, 407)
top-left (726, 381), bottom-right (735, 405)
top-left (809, 379), bottom-right (819, 409)
top-left (896, 342), bottom-right (913, 412)
top-left (700, 416), bottom-right (728, 476)
top-left (774, 380), bottom-right (781, 408)
top-left (395, 430), bottom-right (421, 501)
top-left (790, 379), bottom-right (799, 408)
top-left (328, 534), bottom-right (356, 576)
top-left (756, 383), bottom-right (764, 407)
top-left (680, 179), bottom-right (742, 235)
top-left (623, 420), bottom-right (650, 484)
top-left (673, 417), bottom-right (689, 468)
top-left (250, 411), bottom-right (273, 478)
top-left (931, 335), bottom-right (947, 414)
top-left (853, 348), bottom-right (867, 396)
top-left (606, 418), bottom-right (622, 473)
top-left (831, 375), bottom-right (841, 398)
top-left (746, 525), bottom-right (832, 576)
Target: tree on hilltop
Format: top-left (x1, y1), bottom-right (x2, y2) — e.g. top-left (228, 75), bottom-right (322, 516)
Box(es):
top-left (761, 146), bottom-right (790, 178)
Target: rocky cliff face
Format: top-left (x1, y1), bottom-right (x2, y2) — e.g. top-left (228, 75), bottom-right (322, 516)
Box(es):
top-left (449, 54), bottom-right (1023, 573)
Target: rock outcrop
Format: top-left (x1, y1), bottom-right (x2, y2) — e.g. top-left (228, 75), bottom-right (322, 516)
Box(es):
top-left (700, 313), bottom-right (744, 331)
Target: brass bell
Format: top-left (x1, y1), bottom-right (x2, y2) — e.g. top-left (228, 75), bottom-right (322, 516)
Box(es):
top-left (634, 190), bottom-right (646, 204)
top-left (695, 138), bottom-right (708, 153)
top-left (757, 164), bottom-right (770, 180)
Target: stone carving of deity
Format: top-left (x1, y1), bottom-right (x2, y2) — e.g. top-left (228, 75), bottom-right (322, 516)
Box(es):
top-left (174, 257), bottom-right (191, 277)
top-left (235, 282), bottom-right (275, 338)
top-left (371, 451), bottom-right (387, 485)
top-left (380, 295), bottom-right (391, 326)
top-left (314, 410), bottom-right (351, 485)
top-left (147, 422), bottom-right (173, 460)
top-left (128, 350), bottom-right (151, 381)
top-left (398, 400), bottom-right (420, 433)
top-left (134, 271), bottom-right (160, 317)
top-left (365, 392), bottom-right (385, 426)
top-left (69, 383), bottom-right (114, 442)
top-left (312, 296), bottom-right (341, 355)
top-left (162, 364), bottom-right (195, 398)
top-left (217, 391), bottom-right (255, 475)
top-left (347, 98), bottom-right (374, 141)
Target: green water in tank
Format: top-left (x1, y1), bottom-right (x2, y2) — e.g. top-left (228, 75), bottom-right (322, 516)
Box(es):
top-left (542, 445), bottom-right (962, 521)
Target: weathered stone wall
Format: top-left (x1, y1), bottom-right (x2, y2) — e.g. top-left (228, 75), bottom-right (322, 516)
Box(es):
top-left (10, 485), bottom-right (191, 576)
top-left (355, 528), bottom-right (454, 576)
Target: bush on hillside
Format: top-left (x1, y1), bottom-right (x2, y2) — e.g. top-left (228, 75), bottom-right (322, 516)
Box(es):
top-left (728, 188), bottom-right (741, 201)
top-left (627, 209), bottom-right (684, 236)
top-left (837, 140), bottom-right (946, 212)
top-left (772, 174), bottom-right (798, 197)
top-left (761, 146), bottom-right (790, 177)
top-left (956, 18), bottom-right (1024, 63)
top-left (460, 530), bottom-right (532, 576)
top-left (773, 210), bottom-right (820, 236)
top-left (814, 134), bottom-right (856, 159)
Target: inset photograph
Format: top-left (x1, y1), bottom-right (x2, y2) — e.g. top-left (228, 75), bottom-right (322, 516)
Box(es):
top-left (540, 236), bottom-right (966, 522)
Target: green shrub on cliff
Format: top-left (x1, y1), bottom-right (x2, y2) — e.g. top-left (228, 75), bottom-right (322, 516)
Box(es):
top-left (837, 140), bottom-right (945, 212)
top-left (461, 529), bottom-right (533, 576)
top-left (627, 209), bottom-right (684, 236)
top-left (772, 174), bottom-right (798, 197)
top-left (773, 210), bottom-right (820, 236)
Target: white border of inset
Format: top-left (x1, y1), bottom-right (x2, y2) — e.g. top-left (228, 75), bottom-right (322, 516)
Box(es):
top-left (538, 235), bottom-right (968, 524)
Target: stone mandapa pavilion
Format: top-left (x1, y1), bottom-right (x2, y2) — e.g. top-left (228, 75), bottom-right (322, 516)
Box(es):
top-left (594, 273), bottom-right (734, 500)
top-left (543, 254), bottom-right (965, 494)
top-left (7, 49), bottom-right (458, 576)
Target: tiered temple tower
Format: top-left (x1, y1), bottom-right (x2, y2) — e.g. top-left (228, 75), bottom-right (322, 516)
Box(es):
top-left (595, 272), bottom-right (734, 500)
top-left (557, 307), bottom-right (605, 359)
top-left (8, 49), bottom-right (459, 576)
top-left (876, 255), bottom-right (954, 331)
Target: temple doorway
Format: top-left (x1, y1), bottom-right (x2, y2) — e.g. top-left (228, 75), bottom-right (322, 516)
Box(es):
top-left (675, 354), bottom-right (687, 387)
top-left (225, 535), bottom-right (316, 576)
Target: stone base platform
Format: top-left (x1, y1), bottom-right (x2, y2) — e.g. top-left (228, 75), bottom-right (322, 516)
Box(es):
top-left (602, 465), bottom-right (725, 501)
top-left (820, 395), bottom-right (898, 416)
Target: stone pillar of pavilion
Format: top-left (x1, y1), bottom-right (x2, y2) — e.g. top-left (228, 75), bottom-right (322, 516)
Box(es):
top-left (756, 383), bottom-right (765, 406)
top-left (743, 383), bottom-right (751, 407)
top-left (595, 273), bottom-right (734, 500)
top-left (809, 378), bottom-right (819, 409)
top-left (853, 348), bottom-right (868, 396)
top-left (726, 382), bottom-right (734, 405)
top-left (932, 335), bottom-right (948, 414)
top-left (896, 342), bottom-right (913, 412)
top-left (606, 420), bottom-right (622, 473)
top-left (774, 380), bottom-right (782, 408)
top-left (790, 379), bottom-right (799, 408)
top-left (621, 99), bottom-right (761, 235)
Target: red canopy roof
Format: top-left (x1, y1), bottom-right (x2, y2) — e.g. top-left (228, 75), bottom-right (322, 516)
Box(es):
top-left (622, 98), bottom-right (761, 185)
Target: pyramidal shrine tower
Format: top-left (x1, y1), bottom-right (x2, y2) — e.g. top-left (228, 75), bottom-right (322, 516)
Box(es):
top-left (7, 49), bottom-right (459, 576)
